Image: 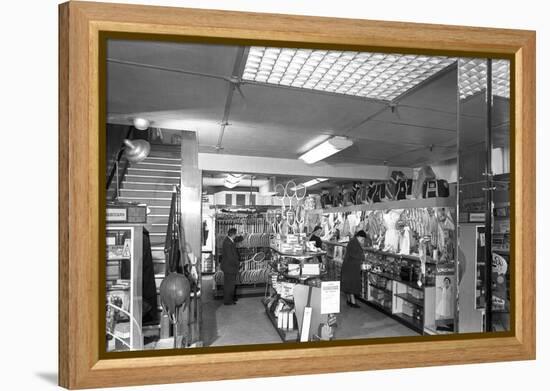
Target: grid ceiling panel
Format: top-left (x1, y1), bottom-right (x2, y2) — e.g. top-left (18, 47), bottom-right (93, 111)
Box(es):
top-left (242, 47), bottom-right (457, 101)
top-left (459, 59), bottom-right (510, 99)
top-left (243, 47), bottom-right (510, 101)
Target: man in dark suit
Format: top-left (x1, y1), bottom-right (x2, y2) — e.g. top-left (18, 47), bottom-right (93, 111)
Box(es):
top-left (220, 228), bottom-right (241, 305)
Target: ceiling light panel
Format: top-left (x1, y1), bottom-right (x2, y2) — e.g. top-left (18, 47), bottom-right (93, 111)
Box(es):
top-left (243, 47), bottom-right (457, 101)
top-left (458, 58), bottom-right (510, 100)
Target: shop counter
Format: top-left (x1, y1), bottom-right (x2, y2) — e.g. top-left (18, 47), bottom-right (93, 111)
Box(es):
top-left (270, 245), bottom-right (326, 261)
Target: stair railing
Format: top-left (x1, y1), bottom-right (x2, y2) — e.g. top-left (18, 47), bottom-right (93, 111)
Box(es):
top-left (164, 185), bottom-right (181, 274)
top-left (106, 126), bottom-right (134, 200)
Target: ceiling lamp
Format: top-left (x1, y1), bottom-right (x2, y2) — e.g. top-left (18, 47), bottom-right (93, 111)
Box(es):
top-left (291, 178), bottom-right (328, 191)
top-left (299, 136), bottom-right (353, 164)
top-left (224, 174), bottom-right (243, 189)
top-left (133, 117), bottom-right (150, 130)
top-left (123, 139), bottom-right (150, 163)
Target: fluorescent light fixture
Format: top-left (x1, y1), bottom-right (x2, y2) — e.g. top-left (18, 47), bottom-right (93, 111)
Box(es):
top-left (299, 136), bottom-right (353, 164)
top-left (458, 59), bottom-right (510, 99)
top-left (243, 47), bottom-right (456, 101)
top-left (292, 178), bottom-right (328, 191)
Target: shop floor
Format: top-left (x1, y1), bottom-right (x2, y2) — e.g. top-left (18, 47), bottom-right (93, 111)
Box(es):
top-left (201, 276), bottom-right (418, 347)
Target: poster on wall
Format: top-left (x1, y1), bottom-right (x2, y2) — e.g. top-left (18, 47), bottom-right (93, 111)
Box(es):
top-left (435, 273), bottom-right (456, 324)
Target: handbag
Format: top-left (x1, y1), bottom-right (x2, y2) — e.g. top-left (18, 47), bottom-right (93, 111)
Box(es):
top-left (395, 179), bottom-right (413, 200)
top-left (422, 179), bottom-right (450, 198)
top-left (372, 183), bottom-right (392, 203)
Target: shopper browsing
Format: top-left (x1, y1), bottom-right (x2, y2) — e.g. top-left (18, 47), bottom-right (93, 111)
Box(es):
top-left (341, 230), bottom-right (368, 308)
top-left (221, 228), bottom-right (241, 305)
top-left (309, 226), bottom-right (323, 249)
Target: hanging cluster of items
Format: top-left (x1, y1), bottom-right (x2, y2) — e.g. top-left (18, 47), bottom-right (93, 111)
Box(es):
top-left (214, 213), bottom-right (270, 249)
top-left (317, 207), bottom-right (456, 263)
top-left (266, 180), bottom-right (311, 236)
top-left (318, 166), bottom-right (450, 209)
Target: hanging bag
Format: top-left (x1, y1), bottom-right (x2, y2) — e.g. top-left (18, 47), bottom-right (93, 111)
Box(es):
top-left (422, 179), bottom-right (450, 198)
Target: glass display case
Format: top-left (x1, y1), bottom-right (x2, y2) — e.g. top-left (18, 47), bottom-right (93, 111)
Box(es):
top-left (106, 225), bottom-right (143, 351)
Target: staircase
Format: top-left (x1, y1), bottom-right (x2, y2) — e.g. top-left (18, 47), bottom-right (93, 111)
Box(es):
top-left (117, 142), bottom-right (182, 319)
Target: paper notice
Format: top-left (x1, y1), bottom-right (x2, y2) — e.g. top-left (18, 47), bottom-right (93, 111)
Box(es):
top-left (321, 281), bottom-right (340, 314)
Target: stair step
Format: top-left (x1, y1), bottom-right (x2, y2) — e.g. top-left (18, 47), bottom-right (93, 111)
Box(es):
top-left (153, 262), bottom-right (165, 276)
top-left (120, 189), bottom-right (174, 199)
top-left (122, 181), bottom-right (176, 191)
top-left (151, 248), bottom-right (165, 260)
top-left (143, 156), bottom-right (182, 164)
top-left (125, 175), bottom-right (180, 184)
top-left (149, 233), bottom-right (167, 247)
top-left (118, 197), bottom-right (172, 207)
top-left (127, 167), bottom-right (180, 177)
top-left (146, 215), bottom-right (170, 225)
top-left (149, 142), bottom-right (181, 149)
top-left (147, 150), bottom-right (181, 159)
top-left (146, 223), bottom-right (169, 233)
top-left (148, 205), bottom-right (171, 216)
top-left (132, 161), bottom-right (181, 171)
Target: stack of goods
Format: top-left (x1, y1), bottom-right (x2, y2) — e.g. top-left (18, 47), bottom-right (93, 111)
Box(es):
top-left (264, 294), bottom-right (297, 332)
top-left (368, 273), bottom-right (392, 310)
top-left (273, 234), bottom-right (305, 253)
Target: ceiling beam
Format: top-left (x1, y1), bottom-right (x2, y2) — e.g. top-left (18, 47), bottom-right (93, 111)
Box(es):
top-left (198, 153), bottom-right (413, 180)
top-left (107, 58), bottom-right (229, 82)
top-left (215, 47), bottom-right (247, 152)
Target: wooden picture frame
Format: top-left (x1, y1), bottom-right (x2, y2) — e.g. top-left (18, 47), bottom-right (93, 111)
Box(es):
top-left (58, 1), bottom-right (536, 388)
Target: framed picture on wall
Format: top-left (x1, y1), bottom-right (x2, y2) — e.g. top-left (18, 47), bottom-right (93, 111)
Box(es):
top-left (59, 1), bottom-right (535, 389)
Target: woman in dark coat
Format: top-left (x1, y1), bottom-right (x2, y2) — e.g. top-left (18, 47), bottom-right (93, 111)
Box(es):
top-left (341, 230), bottom-right (367, 308)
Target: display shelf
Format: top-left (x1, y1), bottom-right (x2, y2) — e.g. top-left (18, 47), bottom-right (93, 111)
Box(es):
top-left (106, 256), bottom-right (131, 261)
top-left (394, 293), bottom-right (424, 307)
top-left (270, 246), bottom-right (327, 259)
top-left (369, 270), bottom-right (427, 290)
top-left (362, 298), bottom-right (392, 315)
top-left (393, 312), bottom-right (424, 333)
top-left (364, 247), bottom-right (436, 264)
top-left (310, 196), bottom-right (454, 214)
top-left (263, 302), bottom-right (299, 343)
top-left (369, 284), bottom-right (392, 295)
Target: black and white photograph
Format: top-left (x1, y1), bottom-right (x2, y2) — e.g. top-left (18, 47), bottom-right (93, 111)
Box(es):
top-left (104, 39), bottom-right (511, 351)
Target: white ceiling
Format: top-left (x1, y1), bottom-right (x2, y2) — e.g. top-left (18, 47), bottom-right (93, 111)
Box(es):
top-left (106, 40), bottom-right (509, 168)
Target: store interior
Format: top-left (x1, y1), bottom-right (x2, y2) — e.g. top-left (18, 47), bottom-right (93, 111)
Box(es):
top-left (104, 40), bottom-right (510, 351)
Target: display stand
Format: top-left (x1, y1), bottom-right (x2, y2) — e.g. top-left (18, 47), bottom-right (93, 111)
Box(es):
top-left (293, 285), bottom-right (330, 341)
top-left (263, 244), bottom-right (338, 343)
top-left (263, 299), bottom-right (299, 342)
top-left (359, 248), bottom-right (447, 335)
top-left (106, 224), bottom-right (144, 351)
